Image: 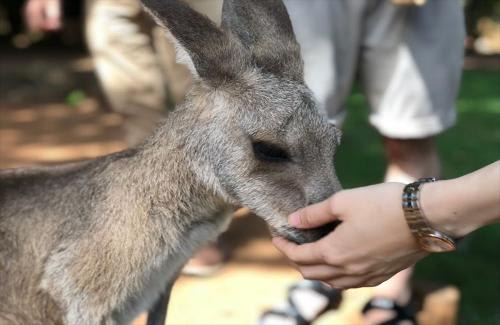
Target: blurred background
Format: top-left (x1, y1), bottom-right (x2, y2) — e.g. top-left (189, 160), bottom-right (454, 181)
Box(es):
top-left (0, 0), bottom-right (499, 324)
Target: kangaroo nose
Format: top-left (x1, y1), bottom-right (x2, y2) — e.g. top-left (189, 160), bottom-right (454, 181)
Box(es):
top-left (278, 220), bottom-right (341, 245)
top-left (299, 220), bottom-right (341, 243)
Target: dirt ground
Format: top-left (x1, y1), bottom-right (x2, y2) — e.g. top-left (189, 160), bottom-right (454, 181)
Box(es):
top-left (1, 52), bottom-right (463, 325)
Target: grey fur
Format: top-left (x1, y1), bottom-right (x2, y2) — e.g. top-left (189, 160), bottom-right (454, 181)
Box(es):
top-left (0, 0), bottom-right (342, 324)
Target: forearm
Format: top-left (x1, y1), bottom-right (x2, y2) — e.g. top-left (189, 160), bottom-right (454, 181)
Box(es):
top-left (422, 161), bottom-right (500, 238)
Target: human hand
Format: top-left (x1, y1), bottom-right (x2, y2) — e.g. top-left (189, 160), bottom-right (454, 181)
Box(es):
top-left (273, 183), bottom-right (428, 289)
top-left (24, 0), bottom-right (62, 32)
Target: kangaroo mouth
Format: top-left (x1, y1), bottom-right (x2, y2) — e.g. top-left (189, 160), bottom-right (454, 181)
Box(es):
top-left (271, 220), bottom-right (341, 244)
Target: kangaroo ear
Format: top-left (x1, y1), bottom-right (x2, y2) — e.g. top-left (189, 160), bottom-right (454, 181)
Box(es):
top-left (221, 0), bottom-right (303, 82)
top-left (141, 0), bottom-right (248, 82)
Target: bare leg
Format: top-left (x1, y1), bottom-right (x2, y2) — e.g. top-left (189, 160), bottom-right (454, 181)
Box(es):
top-left (383, 137), bottom-right (440, 184)
top-left (364, 137), bottom-right (440, 325)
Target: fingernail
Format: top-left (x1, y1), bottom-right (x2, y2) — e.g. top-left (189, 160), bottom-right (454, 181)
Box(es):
top-left (289, 212), bottom-right (301, 227)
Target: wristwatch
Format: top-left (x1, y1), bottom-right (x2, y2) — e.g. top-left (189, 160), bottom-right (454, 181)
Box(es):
top-left (402, 178), bottom-right (457, 252)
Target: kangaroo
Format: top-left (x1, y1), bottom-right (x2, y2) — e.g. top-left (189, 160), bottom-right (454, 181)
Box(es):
top-left (0, 0), bottom-right (342, 324)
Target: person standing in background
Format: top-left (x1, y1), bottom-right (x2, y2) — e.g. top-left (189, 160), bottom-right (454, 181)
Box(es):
top-left (260, 1), bottom-right (465, 324)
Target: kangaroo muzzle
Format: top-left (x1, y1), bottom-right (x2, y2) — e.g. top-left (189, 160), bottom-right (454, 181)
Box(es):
top-left (271, 220), bottom-right (341, 244)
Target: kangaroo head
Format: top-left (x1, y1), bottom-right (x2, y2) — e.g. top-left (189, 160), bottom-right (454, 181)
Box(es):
top-left (142, 0), bottom-right (342, 244)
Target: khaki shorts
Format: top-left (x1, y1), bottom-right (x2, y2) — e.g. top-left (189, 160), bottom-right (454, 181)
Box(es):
top-left (285, 0), bottom-right (465, 139)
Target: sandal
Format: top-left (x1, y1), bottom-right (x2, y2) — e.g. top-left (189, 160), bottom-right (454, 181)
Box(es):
top-left (259, 280), bottom-right (342, 325)
top-left (362, 297), bottom-right (417, 325)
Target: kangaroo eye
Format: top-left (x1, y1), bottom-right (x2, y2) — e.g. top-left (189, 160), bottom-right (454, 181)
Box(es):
top-left (252, 141), bottom-right (290, 162)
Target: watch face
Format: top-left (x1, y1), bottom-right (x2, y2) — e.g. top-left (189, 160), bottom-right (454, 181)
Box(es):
top-left (419, 233), bottom-right (456, 252)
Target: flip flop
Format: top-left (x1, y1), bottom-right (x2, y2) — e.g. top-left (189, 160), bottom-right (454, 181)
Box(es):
top-left (362, 297), bottom-right (417, 325)
top-left (259, 280), bottom-right (342, 325)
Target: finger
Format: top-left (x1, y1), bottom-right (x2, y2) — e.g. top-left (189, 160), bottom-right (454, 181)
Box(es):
top-left (44, 0), bottom-right (62, 30)
top-left (25, 1), bottom-right (43, 32)
top-left (46, 0), bottom-right (61, 19)
top-left (327, 269), bottom-right (399, 289)
top-left (288, 197), bottom-right (338, 229)
top-left (297, 264), bottom-right (343, 282)
top-left (272, 237), bottom-right (323, 265)
top-left (327, 275), bottom-right (372, 290)
top-left (44, 16), bottom-right (62, 31)
top-left (363, 274), bottom-right (393, 288)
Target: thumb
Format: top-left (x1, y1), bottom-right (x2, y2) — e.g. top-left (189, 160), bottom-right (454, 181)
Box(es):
top-left (289, 196), bottom-right (338, 229)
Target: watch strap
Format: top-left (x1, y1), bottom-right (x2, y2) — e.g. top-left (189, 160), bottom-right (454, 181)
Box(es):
top-left (402, 178), bottom-right (457, 251)
top-left (402, 177), bottom-right (436, 236)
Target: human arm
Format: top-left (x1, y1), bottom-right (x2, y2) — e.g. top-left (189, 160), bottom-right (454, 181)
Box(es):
top-left (273, 161), bottom-right (500, 289)
top-left (421, 161), bottom-right (500, 238)
top-left (24, 0), bottom-right (62, 32)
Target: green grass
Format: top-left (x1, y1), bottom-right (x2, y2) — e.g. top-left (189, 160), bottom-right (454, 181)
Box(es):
top-left (336, 69), bottom-right (500, 325)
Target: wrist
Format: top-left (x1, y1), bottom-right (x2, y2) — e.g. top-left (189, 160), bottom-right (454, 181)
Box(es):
top-left (420, 178), bottom-right (479, 238)
top-left (402, 178), bottom-right (457, 252)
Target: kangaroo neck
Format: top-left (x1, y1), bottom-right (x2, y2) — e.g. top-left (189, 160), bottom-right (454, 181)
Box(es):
top-left (110, 112), bottom-right (227, 228)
